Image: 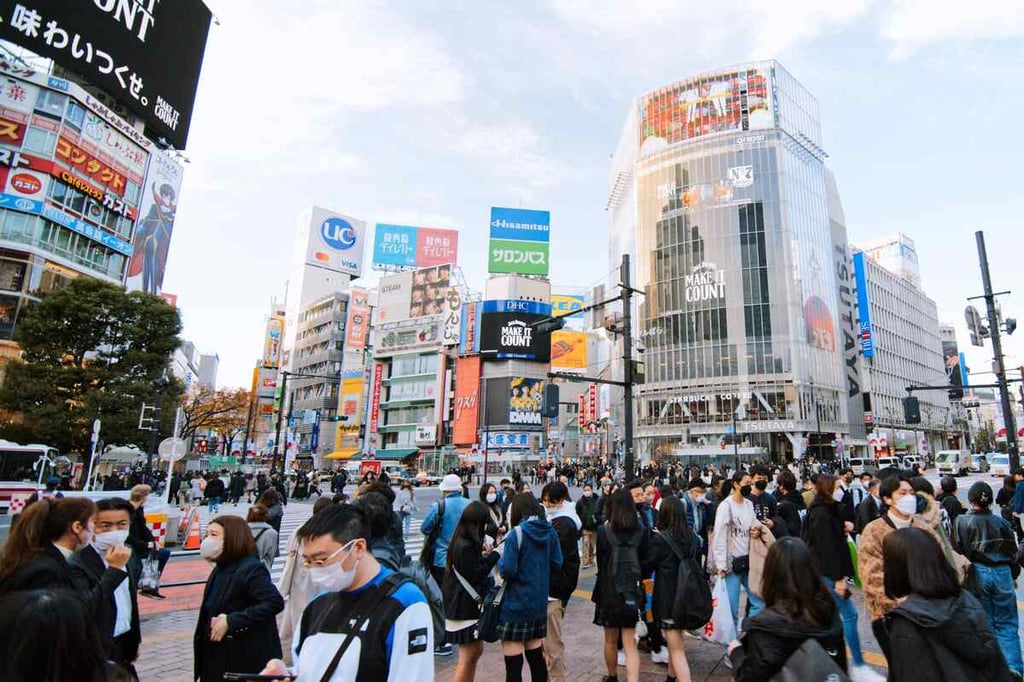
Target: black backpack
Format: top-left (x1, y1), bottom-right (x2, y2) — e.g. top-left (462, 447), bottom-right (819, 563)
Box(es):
top-left (603, 524), bottom-right (643, 620)
top-left (660, 531), bottom-right (712, 630)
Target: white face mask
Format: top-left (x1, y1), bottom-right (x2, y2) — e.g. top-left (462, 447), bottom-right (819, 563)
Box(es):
top-left (894, 494), bottom-right (918, 517)
top-left (93, 529), bottom-right (129, 554)
top-left (583, 491), bottom-right (593, 497)
top-left (486, 493), bottom-right (498, 504)
top-left (832, 487), bottom-right (845, 502)
top-left (308, 542), bottom-right (359, 592)
top-left (199, 536), bottom-right (223, 561)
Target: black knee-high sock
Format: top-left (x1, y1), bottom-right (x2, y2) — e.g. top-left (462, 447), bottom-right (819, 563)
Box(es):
top-left (525, 646), bottom-right (547, 681)
top-left (504, 653), bottom-right (524, 682)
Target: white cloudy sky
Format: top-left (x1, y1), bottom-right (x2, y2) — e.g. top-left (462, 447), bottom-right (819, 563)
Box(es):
top-left (164, 0), bottom-right (1024, 389)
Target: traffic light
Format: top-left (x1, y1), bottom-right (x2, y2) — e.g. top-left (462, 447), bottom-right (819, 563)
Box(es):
top-left (903, 396), bottom-right (921, 424)
top-left (543, 384), bottom-right (559, 418)
top-left (1006, 318), bottom-right (1017, 336)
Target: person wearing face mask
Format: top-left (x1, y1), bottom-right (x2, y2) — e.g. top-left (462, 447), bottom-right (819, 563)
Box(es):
top-left (857, 474), bottom-right (942, 660)
top-left (682, 479), bottom-right (709, 564)
top-left (595, 479), bottom-right (615, 523)
top-left (712, 471), bottom-right (766, 658)
top-left (68, 497), bottom-right (141, 676)
top-left (576, 483), bottom-right (599, 568)
top-left (260, 504), bottom-right (434, 681)
top-left (542, 481), bottom-right (581, 682)
top-left (480, 482), bottom-right (508, 546)
top-left (0, 496), bottom-right (106, 594)
top-left (193, 515), bottom-right (283, 681)
top-left (747, 465), bottom-right (779, 534)
top-left (854, 479), bottom-right (882, 535)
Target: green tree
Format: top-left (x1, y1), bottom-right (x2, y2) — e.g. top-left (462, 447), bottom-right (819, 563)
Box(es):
top-left (0, 278), bottom-right (182, 461)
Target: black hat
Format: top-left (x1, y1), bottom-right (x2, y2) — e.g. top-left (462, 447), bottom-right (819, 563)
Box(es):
top-left (968, 481), bottom-right (993, 507)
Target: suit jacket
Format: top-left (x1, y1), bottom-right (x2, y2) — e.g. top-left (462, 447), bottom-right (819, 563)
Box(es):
top-left (68, 545), bottom-right (141, 664)
top-left (193, 555), bottom-right (284, 681)
top-left (0, 543), bottom-right (75, 595)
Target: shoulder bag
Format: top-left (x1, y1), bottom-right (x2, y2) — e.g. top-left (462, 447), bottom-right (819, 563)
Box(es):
top-left (769, 637), bottom-right (851, 682)
top-left (477, 527), bottom-right (520, 643)
top-left (419, 497), bottom-right (446, 567)
top-left (660, 532), bottom-right (712, 630)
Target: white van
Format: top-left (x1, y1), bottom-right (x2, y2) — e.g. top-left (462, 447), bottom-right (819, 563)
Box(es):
top-left (935, 449), bottom-right (970, 476)
top-left (848, 457), bottom-right (871, 475)
top-left (876, 456), bottom-right (900, 471)
top-left (969, 453), bottom-right (990, 474)
top-left (901, 455), bottom-right (924, 471)
top-left (990, 453), bottom-right (1011, 477)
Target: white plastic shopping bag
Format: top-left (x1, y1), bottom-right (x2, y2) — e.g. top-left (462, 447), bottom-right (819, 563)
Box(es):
top-left (703, 577), bottom-right (737, 645)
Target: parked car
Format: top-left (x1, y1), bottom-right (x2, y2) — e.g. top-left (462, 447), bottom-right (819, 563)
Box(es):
top-left (848, 457), bottom-right (871, 475)
top-left (901, 455), bottom-right (924, 471)
top-left (969, 453), bottom-right (990, 473)
top-left (990, 453), bottom-right (1011, 477)
top-left (876, 456), bottom-right (900, 471)
top-left (935, 449), bottom-right (970, 476)
top-left (414, 471), bottom-right (443, 487)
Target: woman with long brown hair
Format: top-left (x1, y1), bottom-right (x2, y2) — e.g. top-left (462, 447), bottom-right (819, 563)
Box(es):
top-left (193, 515), bottom-right (283, 681)
top-left (0, 497), bottom-right (130, 594)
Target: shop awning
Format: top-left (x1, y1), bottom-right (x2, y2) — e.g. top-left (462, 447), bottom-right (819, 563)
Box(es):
top-left (324, 447), bottom-right (361, 460)
top-left (373, 448), bottom-right (419, 461)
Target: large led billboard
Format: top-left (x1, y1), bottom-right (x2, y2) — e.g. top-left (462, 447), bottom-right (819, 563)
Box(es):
top-left (638, 65), bottom-right (774, 158)
top-left (478, 299), bottom-right (552, 361)
top-left (0, 0), bottom-right (212, 150)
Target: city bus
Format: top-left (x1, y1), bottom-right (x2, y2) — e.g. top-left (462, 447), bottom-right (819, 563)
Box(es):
top-left (0, 441), bottom-right (60, 515)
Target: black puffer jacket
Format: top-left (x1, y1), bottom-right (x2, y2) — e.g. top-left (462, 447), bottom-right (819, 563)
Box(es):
top-left (886, 591), bottom-right (1013, 682)
top-left (729, 599), bottom-right (847, 681)
top-left (803, 497), bottom-right (855, 580)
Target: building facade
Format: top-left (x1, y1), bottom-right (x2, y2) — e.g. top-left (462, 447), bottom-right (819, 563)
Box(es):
top-left (854, 247), bottom-right (949, 457)
top-left (609, 61), bottom-right (859, 463)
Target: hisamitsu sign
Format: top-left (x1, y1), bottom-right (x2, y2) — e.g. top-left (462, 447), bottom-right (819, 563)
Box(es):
top-left (488, 206), bottom-right (550, 276)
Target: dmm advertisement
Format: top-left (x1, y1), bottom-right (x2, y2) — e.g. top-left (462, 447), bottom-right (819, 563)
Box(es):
top-left (509, 377), bottom-right (544, 426)
top-left (0, 0), bottom-right (212, 150)
top-left (478, 299), bottom-right (552, 361)
top-left (372, 223), bottom-right (459, 268)
top-left (452, 356), bottom-right (481, 445)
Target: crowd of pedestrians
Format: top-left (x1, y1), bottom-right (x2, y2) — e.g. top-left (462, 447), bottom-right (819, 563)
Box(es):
top-left (6, 459), bottom-right (1024, 682)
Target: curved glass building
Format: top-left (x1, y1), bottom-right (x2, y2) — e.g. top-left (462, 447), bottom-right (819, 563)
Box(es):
top-left (608, 61), bottom-right (862, 462)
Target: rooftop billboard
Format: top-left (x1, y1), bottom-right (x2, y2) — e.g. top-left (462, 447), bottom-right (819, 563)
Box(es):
top-left (372, 223), bottom-right (459, 268)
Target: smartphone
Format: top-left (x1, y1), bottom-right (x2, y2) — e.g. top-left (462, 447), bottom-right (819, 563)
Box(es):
top-left (222, 674), bottom-right (296, 681)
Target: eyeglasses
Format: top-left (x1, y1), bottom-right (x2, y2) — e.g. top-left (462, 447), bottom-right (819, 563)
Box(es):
top-left (301, 540), bottom-right (355, 568)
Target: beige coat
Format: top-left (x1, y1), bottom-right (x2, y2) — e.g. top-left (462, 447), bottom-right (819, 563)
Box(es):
top-left (748, 526), bottom-right (776, 598)
top-left (858, 497), bottom-right (943, 621)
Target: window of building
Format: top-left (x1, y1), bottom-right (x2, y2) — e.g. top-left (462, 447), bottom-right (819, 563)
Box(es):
top-left (64, 101), bottom-right (86, 130)
top-left (34, 90), bottom-right (66, 118)
top-left (23, 127), bottom-right (58, 155)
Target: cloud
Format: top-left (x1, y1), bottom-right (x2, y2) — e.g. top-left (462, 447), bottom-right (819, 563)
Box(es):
top-left (454, 121), bottom-right (570, 193)
top-left (880, 0), bottom-right (1024, 58)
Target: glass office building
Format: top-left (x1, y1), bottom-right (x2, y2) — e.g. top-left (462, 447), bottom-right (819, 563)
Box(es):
top-left (609, 61), bottom-right (859, 462)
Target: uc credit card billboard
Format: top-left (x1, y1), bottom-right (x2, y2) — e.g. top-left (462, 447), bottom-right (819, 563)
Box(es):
top-left (488, 207), bottom-right (550, 276)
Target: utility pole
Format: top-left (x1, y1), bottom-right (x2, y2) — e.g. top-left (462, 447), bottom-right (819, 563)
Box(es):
top-left (621, 254), bottom-right (636, 482)
top-left (271, 371), bottom-right (289, 475)
top-left (975, 231), bottom-right (1019, 472)
top-left (242, 387), bottom-right (256, 469)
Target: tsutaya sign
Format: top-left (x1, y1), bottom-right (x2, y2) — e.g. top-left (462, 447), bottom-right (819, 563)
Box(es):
top-left (685, 261), bottom-right (725, 303)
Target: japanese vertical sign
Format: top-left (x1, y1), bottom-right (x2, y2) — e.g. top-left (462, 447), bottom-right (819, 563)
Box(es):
top-left (345, 288), bottom-right (370, 351)
top-left (368, 363), bottom-right (384, 436)
top-left (124, 149), bottom-right (182, 295)
top-left (452, 357), bottom-right (481, 445)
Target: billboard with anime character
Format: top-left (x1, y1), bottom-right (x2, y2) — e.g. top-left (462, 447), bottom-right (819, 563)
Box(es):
top-left (125, 150), bottom-right (182, 295)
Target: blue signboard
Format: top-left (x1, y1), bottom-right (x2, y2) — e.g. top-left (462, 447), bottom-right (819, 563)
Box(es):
top-left (372, 223), bottom-right (418, 267)
top-left (486, 432), bottom-right (531, 449)
top-left (959, 352), bottom-right (969, 389)
top-left (489, 207), bottom-right (550, 243)
top-left (0, 191), bottom-right (133, 256)
top-left (852, 252), bottom-right (875, 358)
top-left (481, 299), bottom-right (552, 316)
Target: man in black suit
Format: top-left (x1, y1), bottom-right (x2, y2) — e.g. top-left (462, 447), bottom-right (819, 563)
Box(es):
top-left (69, 497), bottom-right (141, 675)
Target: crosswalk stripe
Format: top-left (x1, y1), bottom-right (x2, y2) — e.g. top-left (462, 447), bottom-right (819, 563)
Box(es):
top-left (268, 505), bottom-right (426, 584)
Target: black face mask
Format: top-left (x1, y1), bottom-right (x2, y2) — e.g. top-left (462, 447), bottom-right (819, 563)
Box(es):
top-left (740, 485), bottom-right (752, 496)
top-left (754, 480), bottom-right (768, 491)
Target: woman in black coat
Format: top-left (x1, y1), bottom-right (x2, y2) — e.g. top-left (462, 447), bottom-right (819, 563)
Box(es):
top-left (802, 474), bottom-right (866, 671)
top-left (729, 537), bottom-right (847, 680)
top-left (883, 527), bottom-right (1013, 682)
top-left (193, 515), bottom-right (284, 681)
top-left (442, 501), bottom-right (499, 682)
top-left (642, 497), bottom-right (698, 682)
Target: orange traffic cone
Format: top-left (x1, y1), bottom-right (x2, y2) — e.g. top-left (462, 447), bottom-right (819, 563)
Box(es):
top-left (183, 512), bottom-right (202, 550)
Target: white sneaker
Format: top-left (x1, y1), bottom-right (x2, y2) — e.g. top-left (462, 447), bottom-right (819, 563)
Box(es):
top-left (617, 651), bottom-right (625, 666)
top-left (650, 647), bottom-right (669, 664)
top-left (722, 655), bottom-right (734, 669)
top-left (850, 665), bottom-right (885, 682)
